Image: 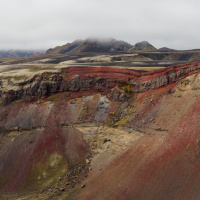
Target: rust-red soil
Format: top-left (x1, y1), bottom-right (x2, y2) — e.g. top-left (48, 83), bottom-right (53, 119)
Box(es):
top-left (1, 61), bottom-right (200, 199)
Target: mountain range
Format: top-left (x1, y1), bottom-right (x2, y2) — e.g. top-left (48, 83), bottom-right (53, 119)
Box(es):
top-left (46, 38), bottom-right (134, 54)
top-left (0, 50), bottom-right (45, 58)
top-left (2, 38), bottom-right (200, 65)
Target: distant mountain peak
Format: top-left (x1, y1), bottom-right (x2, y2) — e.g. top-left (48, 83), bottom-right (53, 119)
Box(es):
top-left (46, 38), bottom-right (132, 54)
top-left (85, 37), bottom-right (116, 42)
top-left (156, 47), bottom-right (175, 52)
top-left (139, 41), bottom-right (151, 44)
top-left (0, 50), bottom-right (45, 58)
top-left (130, 41), bottom-right (156, 51)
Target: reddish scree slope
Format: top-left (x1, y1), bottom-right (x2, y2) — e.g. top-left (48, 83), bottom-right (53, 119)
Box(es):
top-left (0, 127), bottom-right (88, 192)
top-left (76, 68), bottom-right (200, 200)
top-left (1, 62), bottom-right (200, 199)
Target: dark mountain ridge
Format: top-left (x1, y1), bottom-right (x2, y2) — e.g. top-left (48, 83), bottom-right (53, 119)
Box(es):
top-left (129, 41), bottom-right (157, 51)
top-left (2, 39), bottom-right (200, 64)
top-left (46, 38), bottom-right (133, 54)
top-left (0, 50), bottom-right (45, 58)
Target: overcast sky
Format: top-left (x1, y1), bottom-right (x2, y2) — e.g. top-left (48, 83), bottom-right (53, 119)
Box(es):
top-left (1, 0), bottom-right (200, 50)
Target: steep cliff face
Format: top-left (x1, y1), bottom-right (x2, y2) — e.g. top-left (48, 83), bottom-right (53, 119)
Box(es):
top-left (1, 62), bottom-right (200, 105)
top-left (1, 62), bottom-right (200, 199)
top-left (134, 62), bottom-right (200, 92)
top-left (0, 67), bottom-right (140, 105)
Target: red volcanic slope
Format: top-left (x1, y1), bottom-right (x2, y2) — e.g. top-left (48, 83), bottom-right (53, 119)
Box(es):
top-left (138, 61), bottom-right (200, 82)
top-left (0, 126), bottom-right (88, 192)
top-left (1, 62), bottom-right (200, 198)
top-left (77, 78), bottom-right (200, 200)
top-left (61, 62), bottom-right (200, 83)
top-left (62, 66), bottom-right (141, 80)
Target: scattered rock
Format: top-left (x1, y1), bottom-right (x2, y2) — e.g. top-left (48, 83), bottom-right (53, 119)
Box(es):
top-left (103, 138), bottom-right (111, 143)
top-left (149, 118), bottom-right (154, 122)
top-left (13, 126), bottom-right (19, 131)
top-left (149, 98), bottom-right (153, 102)
top-left (42, 173), bottom-right (46, 178)
top-left (55, 185), bottom-right (59, 189)
top-left (57, 177), bottom-right (62, 183)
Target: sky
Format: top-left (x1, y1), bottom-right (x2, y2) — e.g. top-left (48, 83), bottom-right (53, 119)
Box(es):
top-left (0, 0), bottom-right (200, 50)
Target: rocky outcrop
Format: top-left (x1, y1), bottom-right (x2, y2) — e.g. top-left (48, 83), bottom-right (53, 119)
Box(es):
top-left (1, 62), bottom-right (200, 105)
top-left (133, 62), bottom-right (200, 92)
top-left (0, 67), bottom-right (140, 105)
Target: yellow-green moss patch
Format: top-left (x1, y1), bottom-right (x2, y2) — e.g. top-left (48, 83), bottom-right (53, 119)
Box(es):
top-left (26, 152), bottom-right (68, 191)
top-left (47, 93), bottom-right (58, 101)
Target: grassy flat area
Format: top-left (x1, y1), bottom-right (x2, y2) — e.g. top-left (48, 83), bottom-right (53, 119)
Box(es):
top-left (128, 66), bottom-right (165, 71)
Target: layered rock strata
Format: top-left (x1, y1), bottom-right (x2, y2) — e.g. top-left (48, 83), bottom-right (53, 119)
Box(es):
top-left (1, 62), bottom-right (200, 105)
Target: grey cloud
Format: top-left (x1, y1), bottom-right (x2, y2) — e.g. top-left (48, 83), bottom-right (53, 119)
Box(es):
top-left (1, 0), bottom-right (200, 50)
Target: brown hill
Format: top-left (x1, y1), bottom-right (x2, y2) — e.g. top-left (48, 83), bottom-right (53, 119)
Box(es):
top-left (130, 41), bottom-right (157, 51)
top-left (156, 47), bottom-right (176, 52)
top-left (46, 38), bottom-right (133, 54)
